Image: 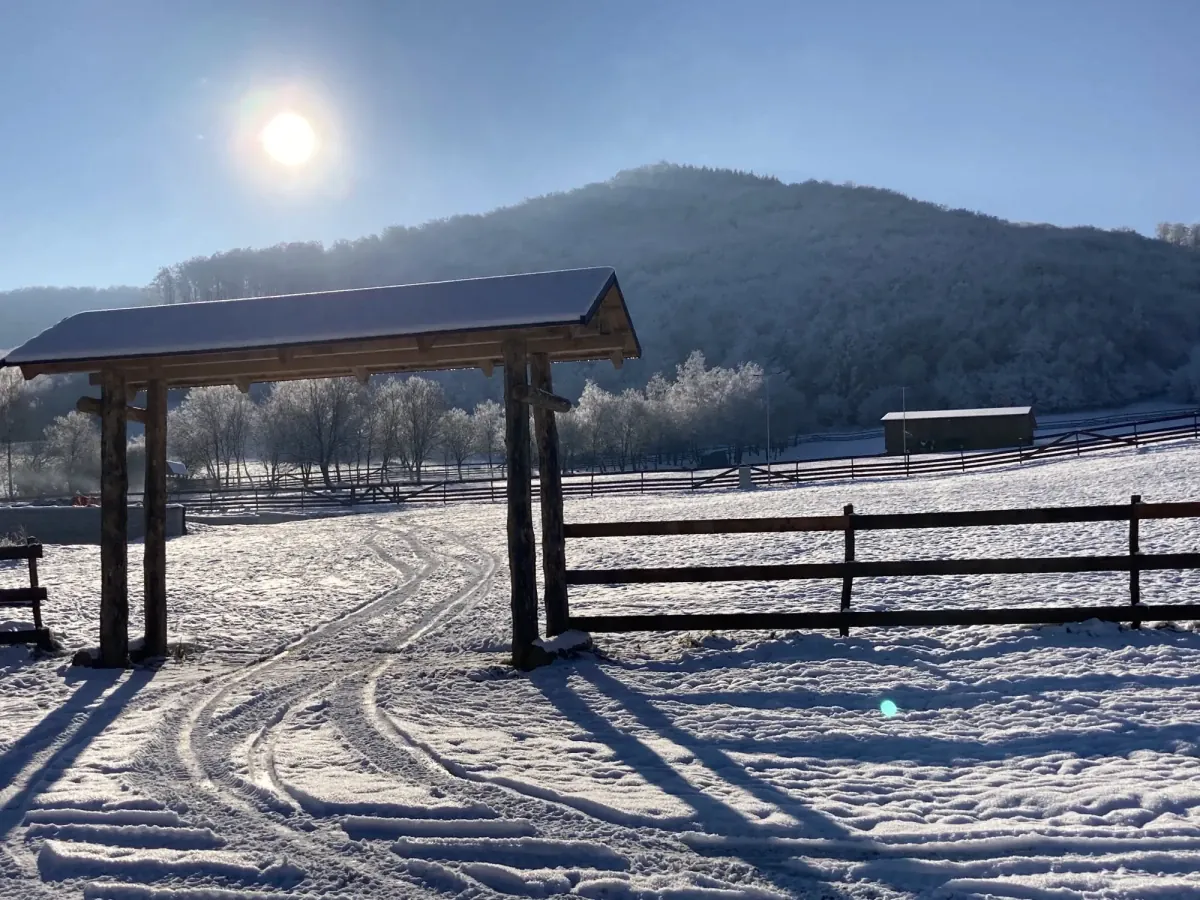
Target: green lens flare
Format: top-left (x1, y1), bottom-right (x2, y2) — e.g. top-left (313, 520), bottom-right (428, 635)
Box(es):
top-left (880, 699), bottom-right (899, 717)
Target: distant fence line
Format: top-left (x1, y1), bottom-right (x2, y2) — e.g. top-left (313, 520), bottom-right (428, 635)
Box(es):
top-left (92, 409), bottom-right (1200, 515)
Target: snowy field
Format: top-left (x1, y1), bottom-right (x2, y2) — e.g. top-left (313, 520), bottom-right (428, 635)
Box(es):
top-left (3, 443), bottom-right (1200, 899)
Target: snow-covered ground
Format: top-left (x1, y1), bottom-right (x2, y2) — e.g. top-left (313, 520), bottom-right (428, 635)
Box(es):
top-left (3, 443), bottom-right (1200, 899)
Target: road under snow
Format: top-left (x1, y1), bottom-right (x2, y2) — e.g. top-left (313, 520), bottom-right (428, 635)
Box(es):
top-left (3, 443), bottom-right (1200, 899)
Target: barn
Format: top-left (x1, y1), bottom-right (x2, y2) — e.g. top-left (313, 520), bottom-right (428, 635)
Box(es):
top-left (881, 406), bottom-right (1035, 455)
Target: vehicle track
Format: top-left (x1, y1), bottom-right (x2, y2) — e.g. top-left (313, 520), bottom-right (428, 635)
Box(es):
top-left (27, 519), bottom-right (804, 899)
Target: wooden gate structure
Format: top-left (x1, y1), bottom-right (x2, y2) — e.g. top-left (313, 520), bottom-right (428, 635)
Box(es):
top-left (0, 267), bottom-right (640, 669)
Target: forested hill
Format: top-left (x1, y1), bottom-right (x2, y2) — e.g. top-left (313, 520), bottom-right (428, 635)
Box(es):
top-left (7, 164), bottom-right (1200, 428)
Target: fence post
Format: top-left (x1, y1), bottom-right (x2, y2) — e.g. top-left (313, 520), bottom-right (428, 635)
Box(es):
top-left (850, 457), bottom-right (855, 481)
top-left (960, 449), bottom-right (965, 472)
top-left (1130, 494), bottom-right (1141, 628)
top-left (640, 471), bottom-right (645, 494)
top-left (840, 503), bottom-right (855, 637)
top-left (443, 480), bottom-right (448, 505)
top-left (1075, 432), bottom-right (1081, 455)
top-left (590, 471), bottom-right (595, 498)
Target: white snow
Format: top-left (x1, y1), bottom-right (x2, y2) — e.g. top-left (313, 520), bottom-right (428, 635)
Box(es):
top-left (3, 440), bottom-right (1200, 898)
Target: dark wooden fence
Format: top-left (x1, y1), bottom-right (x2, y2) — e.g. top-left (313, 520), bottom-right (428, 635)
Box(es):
top-left (562, 496), bottom-right (1200, 635)
top-left (0, 540), bottom-right (52, 648)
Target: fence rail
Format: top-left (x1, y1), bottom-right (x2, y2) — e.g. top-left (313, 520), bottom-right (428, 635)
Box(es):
top-left (564, 496), bottom-right (1200, 636)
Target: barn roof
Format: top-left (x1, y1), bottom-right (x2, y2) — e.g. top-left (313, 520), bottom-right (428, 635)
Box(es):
top-left (881, 406), bottom-right (1033, 422)
top-left (0, 267), bottom-right (640, 389)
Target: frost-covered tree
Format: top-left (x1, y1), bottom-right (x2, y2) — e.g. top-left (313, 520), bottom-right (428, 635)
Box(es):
top-left (168, 386), bottom-right (254, 484)
top-left (394, 376), bottom-right (445, 483)
top-left (439, 407), bottom-right (473, 479)
top-left (0, 368), bottom-right (35, 497)
top-left (471, 400), bottom-right (504, 474)
top-left (44, 411), bottom-right (98, 491)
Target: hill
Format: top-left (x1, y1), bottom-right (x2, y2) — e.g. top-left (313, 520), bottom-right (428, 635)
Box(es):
top-left (0, 286), bottom-right (147, 354)
top-left (11, 165), bottom-right (1200, 430)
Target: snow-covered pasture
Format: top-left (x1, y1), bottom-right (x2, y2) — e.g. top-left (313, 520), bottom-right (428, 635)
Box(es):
top-left (2, 443), bottom-right (1200, 898)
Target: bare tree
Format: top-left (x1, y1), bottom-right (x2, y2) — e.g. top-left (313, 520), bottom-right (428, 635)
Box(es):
top-left (471, 399), bottom-right (504, 474)
top-left (283, 378), bottom-right (361, 487)
top-left (439, 407), bottom-right (473, 479)
top-left (396, 377), bottom-right (445, 483)
top-left (44, 411), bottom-right (99, 492)
top-left (168, 386), bottom-right (255, 484)
top-left (0, 368), bottom-right (33, 498)
top-left (255, 387), bottom-right (297, 485)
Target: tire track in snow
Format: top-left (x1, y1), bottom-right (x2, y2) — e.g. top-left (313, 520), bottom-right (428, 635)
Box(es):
top-left (42, 523), bottom-right (475, 898)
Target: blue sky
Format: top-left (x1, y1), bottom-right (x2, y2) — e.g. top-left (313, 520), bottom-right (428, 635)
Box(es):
top-left (1, 0), bottom-right (1197, 291)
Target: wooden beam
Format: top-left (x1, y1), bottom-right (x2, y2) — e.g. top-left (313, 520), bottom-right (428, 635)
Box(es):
top-left (235, 378), bottom-right (251, 394)
top-left (76, 396), bottom-right (147, 425)
top-left (503, 339), bottom-right (540, 668)
top-left (143, 379), bottom-right (168, 658)
top-left (610, 350), bottom-right (623, 370)
top-left (568, 604), bottom-right (1200, 634)
top-left (99, 371), bottom-right (129, 668)
top-left (511, 383), bottom-right (572, 414)
top-left (64, 330), bottom-right (637, 386)
top-left (481, 360), bottom-right (494, 378)
top-left (353, 367), bottom-right (369, 386)
top-left (530, 353), bottom-right (568, 637)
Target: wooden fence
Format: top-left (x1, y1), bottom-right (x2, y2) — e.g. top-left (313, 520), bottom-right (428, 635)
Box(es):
top-left (19, 409), bottom-right (1200, 515)
top-left (562, 496), bottom-right (1200, 635)
top-left (156, 412), bottom-right (1200, 514)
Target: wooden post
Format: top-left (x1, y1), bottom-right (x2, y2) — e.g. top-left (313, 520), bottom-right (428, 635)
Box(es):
top-left (143, 379), bottom-right (168, 658)
top-left (504, 340), bottom-right (539, 668)
top-left (840, 504), bottom-right (854, 637)
top-left (531, 353), bottom-right (568, 637)
top-left (1130, 494), bottom-right (1141, 629)
top-left (28, 538), bottom-right (42, 631)
top-left (99, 371), bottom-right (129, 668)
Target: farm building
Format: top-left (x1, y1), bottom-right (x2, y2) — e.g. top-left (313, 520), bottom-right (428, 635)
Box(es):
top-left (881, 406), bottom-right (1035, 455)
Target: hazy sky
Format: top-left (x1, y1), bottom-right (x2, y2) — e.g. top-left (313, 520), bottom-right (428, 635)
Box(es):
top-left (1, 0), bottom-right (1197, 291)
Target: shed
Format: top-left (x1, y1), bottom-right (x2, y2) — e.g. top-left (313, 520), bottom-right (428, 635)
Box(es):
top-left (881, 406), bottom-right (1035, 455)
top-left (1, 267), bottom-right (639, 669)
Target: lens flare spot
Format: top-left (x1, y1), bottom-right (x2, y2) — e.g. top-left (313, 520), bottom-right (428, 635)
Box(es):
top-left (880, 699), bottom-right (899, 718)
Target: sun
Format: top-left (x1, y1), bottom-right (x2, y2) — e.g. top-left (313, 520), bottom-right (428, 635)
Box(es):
top-left (260, 112), bottom-right (317, 167)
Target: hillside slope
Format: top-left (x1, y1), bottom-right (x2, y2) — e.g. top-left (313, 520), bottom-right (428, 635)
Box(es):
top-left (11, 165), bottom-right (1200, 428)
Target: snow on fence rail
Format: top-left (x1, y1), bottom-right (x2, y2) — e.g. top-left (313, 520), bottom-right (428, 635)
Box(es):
top-left (562, 497), bottom-right (1200, 635)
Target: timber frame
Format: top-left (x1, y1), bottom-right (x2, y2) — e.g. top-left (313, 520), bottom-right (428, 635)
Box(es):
top-left (1, 268), bottom-right (639, 669)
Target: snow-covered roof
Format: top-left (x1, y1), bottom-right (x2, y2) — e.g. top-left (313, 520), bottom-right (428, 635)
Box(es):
top-left (0, 267), bottom-right (640, 389)
top-left (166, 460), bottom-right (188, 477)
top-left (881, 406), bottom-right (1033, 422)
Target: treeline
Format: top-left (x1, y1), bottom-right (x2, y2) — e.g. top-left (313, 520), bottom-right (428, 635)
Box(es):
top-left (0, 352), bottom-right (766, 497)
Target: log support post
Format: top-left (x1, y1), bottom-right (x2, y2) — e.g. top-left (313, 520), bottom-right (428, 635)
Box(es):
top-left (503, 340), bottom-right (541, 668)
top-left (143, 379), bottom-right (168, 658)
top-left (99, 371), bottom-right (129, 668)
top-left (531, 353), bottom-right (568, 637)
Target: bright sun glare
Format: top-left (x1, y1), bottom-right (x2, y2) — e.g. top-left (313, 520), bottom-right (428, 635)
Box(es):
top-left (261, 112), bottom-right (317, 167)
